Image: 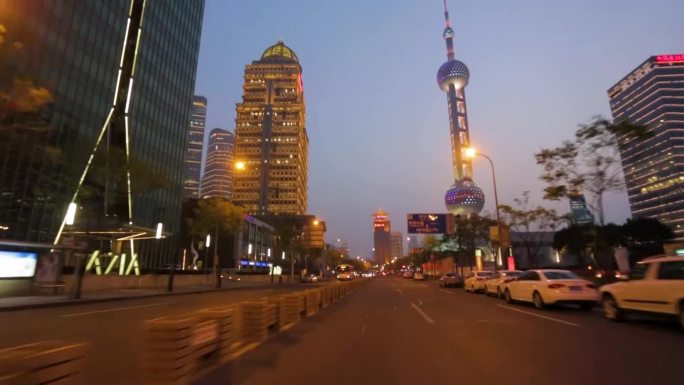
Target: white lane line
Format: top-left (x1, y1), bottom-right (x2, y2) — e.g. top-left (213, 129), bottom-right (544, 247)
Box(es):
top-left (396, 288), bottom-right (403, 294)
top-left (61, 303), bottom-right (167, 318)
top-left (361, 324), bottom-right (368, 334)
top-left (410, 302), bottom-right (435, 324)
top-left (497, 305), bottom-right (579, 327)
top-left (417, 299), bottom-right (423, 306)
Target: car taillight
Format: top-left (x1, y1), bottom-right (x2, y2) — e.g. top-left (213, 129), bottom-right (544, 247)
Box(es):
top-left (586, 283), bottom-right (597, 289)
top-left (548, 283), bottom-right (565, 289)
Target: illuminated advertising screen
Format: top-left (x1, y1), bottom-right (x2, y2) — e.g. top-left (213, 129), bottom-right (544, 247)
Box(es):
top-left (407, 214), bottom-right (447, 234)
top-left (0, 250), bottom-right (38, 278)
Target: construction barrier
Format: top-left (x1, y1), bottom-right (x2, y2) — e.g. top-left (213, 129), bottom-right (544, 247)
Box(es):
top-left (0, 341), bottom-right (87, 385)
top-left (197, 306), bottom-right (240, 362)
top-left (240, 300), bottom-right (275, 343)
top-left (275, 294), bottom-right (301, 331)
top-left (143, 314), bottom-right (195, 385)
top-left (304, 289), bottom-right (320, 316)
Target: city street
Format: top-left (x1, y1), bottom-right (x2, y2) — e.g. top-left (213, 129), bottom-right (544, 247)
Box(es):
top-left (199, 277), bottom-right (683, 385)
top-left (0, 282), bottom-right (322, 385)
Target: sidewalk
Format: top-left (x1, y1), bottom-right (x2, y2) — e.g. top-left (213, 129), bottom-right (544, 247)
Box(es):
top-left (0, 280), bottom-right (286, 311)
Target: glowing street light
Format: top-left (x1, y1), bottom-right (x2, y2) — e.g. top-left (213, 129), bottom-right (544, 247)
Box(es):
top-left (65, 203), bottom-right (77, 225)
top-left (235, 161), bottom-right (246, 171)
top-left (155, 222), bottom-right (163, 239)
top-left (464, 146), bottom-right (504, 268)
top-left (205, 234), bottom-right (211, 248)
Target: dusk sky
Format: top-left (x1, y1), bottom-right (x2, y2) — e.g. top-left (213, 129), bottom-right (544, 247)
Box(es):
top-left (195, 0), bottom-right (684, 259)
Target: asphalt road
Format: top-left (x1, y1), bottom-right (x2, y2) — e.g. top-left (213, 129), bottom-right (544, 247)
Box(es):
top-left (0, 282), bottom-right (324, 385)
top-left (198, 277), bottom-right (683, 385)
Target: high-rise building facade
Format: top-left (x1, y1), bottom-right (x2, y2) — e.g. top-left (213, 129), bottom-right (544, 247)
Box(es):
top-left (183, 96), bottom-right (207, 199)
top-left (436, 1), bottom-right (485, 216)
top-left (608, 54), bottom-right (684, 240)
top-left (200, 128), bottom-right (235, 199)
top-left (373, 209), bottom-right (392, 264)
top-left (569, 191), bottom-right (595, 226)
top-left (232, 41), bottom-right (309, 215)
top-left (390, 231), bottom-right (404, 261)
top-left (0, 0), bottom-right (204, 266)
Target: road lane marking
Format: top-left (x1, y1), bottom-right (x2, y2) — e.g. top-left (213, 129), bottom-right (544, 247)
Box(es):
top-left (361, 324), bottom-right (368, 334)
top-left (410, 302), bottom-right (435, 324)
top-left (417, 300), bottom-right (423, 305)
top-left (396, 288), bottom-right (403, 294)
top-left (497, 305), bottom-right (579, 327)
top-left (439, 289), bottom-right (455, 294)
top-left (61, 303), bottom-right (167, 318)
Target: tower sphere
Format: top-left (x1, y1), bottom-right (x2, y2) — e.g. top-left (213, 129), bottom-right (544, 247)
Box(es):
top-left (444, 177), bottom-right (485, 216)
top-left (437, 59), bottom-right (470, 92)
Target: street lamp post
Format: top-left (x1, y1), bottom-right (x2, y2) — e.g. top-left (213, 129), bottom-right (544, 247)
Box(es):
top-left (465, 148), bottom-right (503, 270)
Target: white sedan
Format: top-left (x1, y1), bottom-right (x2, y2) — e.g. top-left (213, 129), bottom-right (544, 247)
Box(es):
top-left (464, 271), bottom-right (495, 293)
top-left (600, 256), bottom-right (684, 328)
top-left (484, 270), bottom-right (522, 298)
top-left (503, 269), bottom-right (598, 309)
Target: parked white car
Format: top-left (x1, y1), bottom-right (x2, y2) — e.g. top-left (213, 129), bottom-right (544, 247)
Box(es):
top-left (413, 271), bottom-right (426, 281)
top-left (464, 271), bottom-right (495, 293)
top-left (484, 270), bottom-right (522, 298)
top-left (600, 256), bottom-right (684, 328)
top-left (503, 269), bottom-right (598, 309)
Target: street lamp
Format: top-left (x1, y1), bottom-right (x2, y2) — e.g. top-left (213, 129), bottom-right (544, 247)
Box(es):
top-left (235, 160), bottom-right (246, 171)
top-left (464, 147), bottom-right (503, 269)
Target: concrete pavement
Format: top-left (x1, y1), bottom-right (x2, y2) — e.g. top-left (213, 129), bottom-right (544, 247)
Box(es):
top-left (197, 277), bottom-right (683, 385)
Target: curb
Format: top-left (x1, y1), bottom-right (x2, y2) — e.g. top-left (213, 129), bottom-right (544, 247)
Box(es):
top-left (0, 282), bottom-right (301, 312)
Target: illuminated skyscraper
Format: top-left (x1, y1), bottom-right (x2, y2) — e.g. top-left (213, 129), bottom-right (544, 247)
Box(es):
top-left (608, 54), bottom-right (684, 240)
top-left (373, 209), bottom-right (392, 264)
top-left (568, 191), bottom-right (595, 226)
top-left (200, 129), bottom-right (235, 199)
top-left (183, 96), bottom-right (207, 199)
top-left (391, 231), bottom-right (404, 261)
top-left (436, 0), bottom-right (485, 216)
top-left (232, 41), bottom-right (309, 215)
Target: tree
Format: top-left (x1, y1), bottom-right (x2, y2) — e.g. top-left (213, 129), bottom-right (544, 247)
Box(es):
top-left (535, 116), bottom-right (651, 225)
top-left (621, 217), bottom-right (674, 246)
top-left (442, 214), bottom-right (497, 269)
top-left (499, 191), bottom-right (568, 267)
top-left (188, 198), bottom-right (244, 286)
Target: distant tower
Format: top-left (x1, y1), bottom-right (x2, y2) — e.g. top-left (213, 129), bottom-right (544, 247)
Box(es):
top-left (436, 0), bottom-right (485, 216)
top-left (390, 231), bottom-right (404, 261)
top-left (200, 129), bottom-right (235, 199)
top-left (372, 209), bottom-right (392, 264)
top-left (568, 190), bottom-right (595, 225)
top-left (183, 96), bottom-right (207, 199)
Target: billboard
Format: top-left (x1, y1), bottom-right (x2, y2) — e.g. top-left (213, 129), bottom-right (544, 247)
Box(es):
top-left (407, 214), bottom-right (447, 234)
top-left (0, 250), bottom-right (38, 278)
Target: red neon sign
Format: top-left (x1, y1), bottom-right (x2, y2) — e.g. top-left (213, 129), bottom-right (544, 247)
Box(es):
top-left (655, 54), bottom-right (684, 64)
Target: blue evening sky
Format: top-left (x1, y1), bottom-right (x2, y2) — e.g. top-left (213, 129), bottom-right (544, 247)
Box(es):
top-left (195, 0), bottom-right (684, 259)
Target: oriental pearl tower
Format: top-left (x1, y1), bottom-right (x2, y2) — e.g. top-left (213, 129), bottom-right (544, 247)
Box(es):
top-left (436, 0), bottom-right (485, 216)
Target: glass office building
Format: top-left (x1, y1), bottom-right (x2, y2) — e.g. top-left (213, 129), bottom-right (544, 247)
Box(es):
top-left (200, 128), bottom-right (235, 199)
top-left (0, 0), bottom-right (204, 267)
top-left (184, 96), bottom-right (207, 200)
top-left (608, 54), bottom-right (684, 241)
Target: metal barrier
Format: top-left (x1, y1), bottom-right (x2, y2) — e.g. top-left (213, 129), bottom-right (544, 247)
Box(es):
top-left (0, 341), bottom-right (87, 385)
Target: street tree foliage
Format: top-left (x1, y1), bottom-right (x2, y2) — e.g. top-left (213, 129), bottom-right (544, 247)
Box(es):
top-left (189, 198), bottom-right (244, 239)
top-left (499, 191), bottom-right (568, 267)
top-left (553, 217), bottom-right (674, 267)
top-left (440, 214), bottom-right (496, 268)
top-left (535, 116), bottom-right (651, 225)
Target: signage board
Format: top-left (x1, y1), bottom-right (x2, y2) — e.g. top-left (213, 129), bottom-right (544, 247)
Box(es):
top-left (407, 214), bottom-right (447, 234)
top-left (0, 250), bottom-right (38, 278)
